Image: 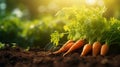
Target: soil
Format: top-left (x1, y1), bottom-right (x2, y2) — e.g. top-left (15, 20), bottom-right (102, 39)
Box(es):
top-left (0, 45), bottom-right (120, 67)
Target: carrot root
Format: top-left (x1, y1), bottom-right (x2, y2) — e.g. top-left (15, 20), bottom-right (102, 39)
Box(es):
top-left (80, 44), bottom-right (92, 57)
top-left (100, 44), bottom-right (109, 56)
top-left (63, 39), bottom-right (85, 56)
top-left (92, 41), bottom-right (101, 56)
top-left (53, 40), bottom-right (74, 54)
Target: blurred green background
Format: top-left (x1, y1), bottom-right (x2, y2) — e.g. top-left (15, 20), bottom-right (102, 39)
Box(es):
top-left (0, 0), bottom-right (120, 49)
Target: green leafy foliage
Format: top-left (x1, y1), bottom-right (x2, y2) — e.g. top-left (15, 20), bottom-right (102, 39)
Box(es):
top-left (0, 15), bottom-right (65, 49)
top-left (21, 16), bottom-right (65, 48)
top-left (51, 31), bottom-right (64, 46)
top-left (50, 6), bottom-right (120, 46)
top-left (102, 18), bottom-right (120, 45)
top-left (0, 42), bottom-right (5, 49)
top-left (0, 16), bottom-right (23, 44)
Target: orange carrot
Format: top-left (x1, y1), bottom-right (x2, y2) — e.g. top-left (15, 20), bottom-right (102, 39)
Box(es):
top-left (53, 40), bottom-right (74, 54)
top-left (63, 39), bottom-right (85, 56)
top-left (100, 44), bottom-right (109, 56)
top-left (80, 44), bottom-right (92, 56)
top-left (92, 41), bottom-right (101, 56)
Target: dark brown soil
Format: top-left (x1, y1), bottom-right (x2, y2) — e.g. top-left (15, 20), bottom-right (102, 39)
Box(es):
top-left (0, 46), bottom-right (120, 67)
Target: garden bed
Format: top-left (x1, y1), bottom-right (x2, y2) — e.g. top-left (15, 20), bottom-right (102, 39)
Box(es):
top-left (0, 45), bottom-right (120, 67)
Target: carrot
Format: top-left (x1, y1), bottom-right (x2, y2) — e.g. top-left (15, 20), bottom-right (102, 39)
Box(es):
top-left (80, 44), bottom-right (92, 56)
top-left (53, 40), bottom-right (74, 54)
top-left (63, 39), bottom-right (85, 56)
top-left (92, 41), bottom-right (101, 56)
top-left (100, 44), bottom-right (109, 56)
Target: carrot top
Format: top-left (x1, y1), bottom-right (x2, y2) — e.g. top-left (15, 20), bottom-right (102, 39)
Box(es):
top-left (51, 7), bottom-right (120, 49)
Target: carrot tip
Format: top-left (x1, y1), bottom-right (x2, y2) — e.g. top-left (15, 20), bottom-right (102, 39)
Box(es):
top-left (53, 51), bottom-right (59, 54)
top-left (63, 51), bottom-right (70, 57)
top-left (80, 54), bottom-right (83, 57)
top-left (63, 53), bottom-right (67, 57)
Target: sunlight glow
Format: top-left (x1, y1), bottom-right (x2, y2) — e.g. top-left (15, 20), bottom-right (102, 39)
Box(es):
top-left (86, 0), bottom-right (96, 5)
top-left (12, 8), bottom-right (23, 18)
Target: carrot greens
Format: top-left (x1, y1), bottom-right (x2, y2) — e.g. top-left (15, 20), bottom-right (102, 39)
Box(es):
top-left (51, 6), bottom-right (120, 54)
